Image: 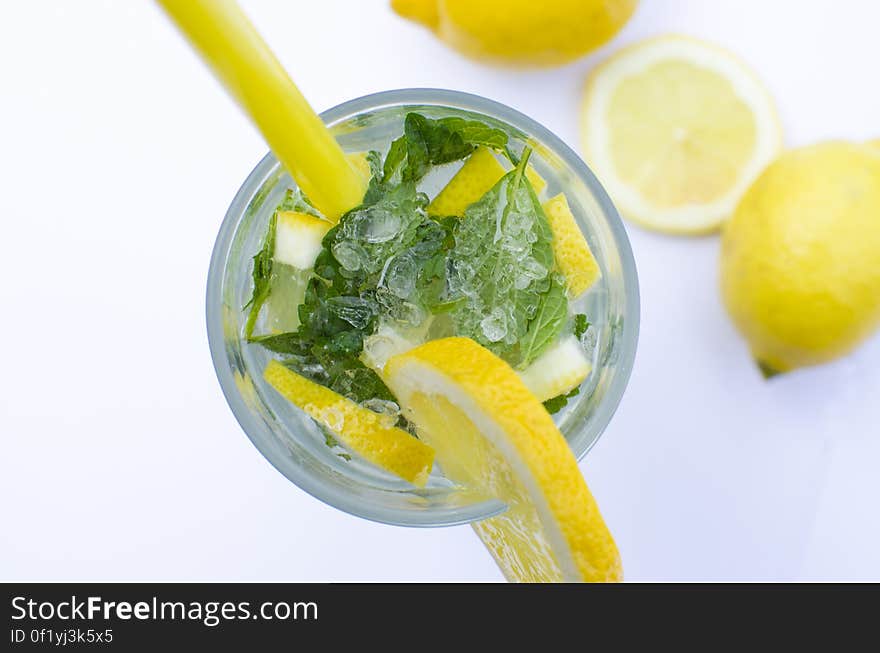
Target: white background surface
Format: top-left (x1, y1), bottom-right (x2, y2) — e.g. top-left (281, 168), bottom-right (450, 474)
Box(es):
top-left (1, 0), bottom-right (878, 582)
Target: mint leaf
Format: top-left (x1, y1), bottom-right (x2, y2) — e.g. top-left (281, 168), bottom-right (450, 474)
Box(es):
top-left (243, 211), bottom-right (277, 339)
top-left (365, 150), bottom-right (383, 178)
top-left (277, 187), bottom-right (321, 217)
top-left (573, 314), bottom-right (590, 339)
top-left (437, 116), bottom-right (509, 150)
top-left (402, 115), bottom-right (434, 181)
top-left (256, 320), bottom-right (397, 405)
top-left (383, 136), bottom-right (408, 184)
top-left (328, 178), bottom-right (453, 325)
top-left (414, 216), bottom-right (457, 313)
top-left (383, 113), bottom-right (509, 183)
top-left (519, 276), bottom-right (568, 368)
top-left (447, 148), bottom-right (567, 366)
top-left (543, 386), bottom-right (580, 415)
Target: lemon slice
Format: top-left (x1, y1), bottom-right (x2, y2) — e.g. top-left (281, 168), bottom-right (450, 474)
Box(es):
top-left (542, 193), bottom-right (601, 298)
top-left (429, 147), bottom-right (548, 216)
top-left (385, 337), bottom-right (621, 582)
top-left (518, 335), bottom-right (591, 402)
top-left (582, 35), bottom-right (783, 234)
top-left (263, 361), bottom-right (435, 486)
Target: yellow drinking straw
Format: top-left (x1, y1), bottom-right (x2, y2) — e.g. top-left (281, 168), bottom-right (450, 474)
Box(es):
top-left (157, 0), bottom-right (366, 221)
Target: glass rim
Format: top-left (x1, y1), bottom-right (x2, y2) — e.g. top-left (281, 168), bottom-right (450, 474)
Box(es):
top-left (206, 88), bottom-right (640, 527)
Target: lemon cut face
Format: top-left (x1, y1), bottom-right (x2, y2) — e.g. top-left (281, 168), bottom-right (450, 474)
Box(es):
top-left (385, 337), bottom-right (621, 582)
top-left (582, 35), bottom-right (782, 234)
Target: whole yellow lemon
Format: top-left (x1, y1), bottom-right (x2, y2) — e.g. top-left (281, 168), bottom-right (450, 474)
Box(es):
top-left (391, 0), bottom-right (639, 66)
top-left (720, 142), bottom-right (880, 375)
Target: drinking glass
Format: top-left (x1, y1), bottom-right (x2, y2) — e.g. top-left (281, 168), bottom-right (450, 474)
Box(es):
top-left (206, 89), bottom-right (639, 526)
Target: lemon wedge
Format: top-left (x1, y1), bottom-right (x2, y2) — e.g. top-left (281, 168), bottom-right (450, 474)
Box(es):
top-left (263, 361), bottom-right (435, 486)
top-left (385, 337), bottom-right (621, 582)
top-left (429, 147), bottom-right (547, 216)
top-left (265, 211), bottom-right (332, 333)
top-left (581, 35), bottom-right (782, 234)
top-left (518, 335), bottom-right (591, 402)
top-left (429, 147), bottom-right (506, 216)
top-left (273, 211), bottom-right (331, 269)
top-left (542, 193), bottom-right (601, 298)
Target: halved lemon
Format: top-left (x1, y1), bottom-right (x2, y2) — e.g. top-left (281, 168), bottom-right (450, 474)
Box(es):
top-left (385, 337), bottom-right (621, 582)
top-left (263, 361), bottom-right (435, 486)
top-left (581, 35), bottom-right (783, 234)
